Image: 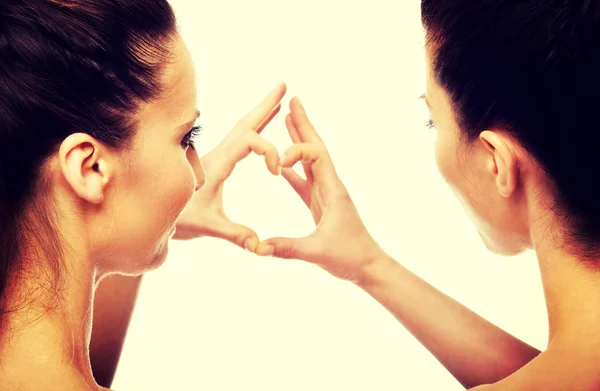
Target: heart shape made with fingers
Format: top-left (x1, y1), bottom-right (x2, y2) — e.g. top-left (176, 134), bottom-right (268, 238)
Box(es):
top-left (172, 82), bottom-right (287, 251)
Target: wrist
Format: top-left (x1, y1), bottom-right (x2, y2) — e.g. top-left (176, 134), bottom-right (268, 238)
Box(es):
top-left (355, 252), bottom-right (401, 290)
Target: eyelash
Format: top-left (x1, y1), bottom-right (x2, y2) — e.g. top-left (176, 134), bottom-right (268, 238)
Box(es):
top-left (182, 125), bottom-right (204, 149)
top-left (426, 119), bottom-right (436, 130)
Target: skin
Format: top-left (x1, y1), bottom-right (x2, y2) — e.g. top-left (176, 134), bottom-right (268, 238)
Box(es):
top-left (0, 31), bottom-right (285, 391)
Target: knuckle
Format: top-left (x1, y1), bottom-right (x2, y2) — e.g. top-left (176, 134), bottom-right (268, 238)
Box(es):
top-left (234, 232), bottom-right (247, 247)
top-left (280, 245), bottom-right (294, 259)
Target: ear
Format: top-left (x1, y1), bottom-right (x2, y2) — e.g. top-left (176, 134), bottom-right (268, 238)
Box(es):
top-left (479, 130), bottom-right (519, 198)
top-left (58, 133), bottom-right (112, 204)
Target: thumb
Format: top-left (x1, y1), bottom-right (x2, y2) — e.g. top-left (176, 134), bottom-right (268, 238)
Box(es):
top-left (206, 217), bottom-right (259, 253)
top-left (256, 235), bottom-right (319, 261)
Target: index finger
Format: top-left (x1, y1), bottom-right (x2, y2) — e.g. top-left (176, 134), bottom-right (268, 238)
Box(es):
top-left (280, 143), bottom-right (337, 179)
top-left (289, 96), bottom-right (323, 143)
top-left (238, 82), bottom-right (287, 131)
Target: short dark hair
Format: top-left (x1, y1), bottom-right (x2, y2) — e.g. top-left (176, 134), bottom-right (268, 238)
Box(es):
top-left (421, 1), bottom-right (600, 258)
top-left (0, 0), bottom-right (177, 318)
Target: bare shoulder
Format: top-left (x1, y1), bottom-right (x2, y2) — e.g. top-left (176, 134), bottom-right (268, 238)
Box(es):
top-left (475, 381), bottom-right (534, 391)
top-left (470, 385), bottom-right (501, 391)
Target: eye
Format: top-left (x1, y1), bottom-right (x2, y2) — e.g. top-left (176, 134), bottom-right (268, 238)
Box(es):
top-left (426, 119), bottom-right (437, 130)
top-left (181, 125), bottom-right (204, 150)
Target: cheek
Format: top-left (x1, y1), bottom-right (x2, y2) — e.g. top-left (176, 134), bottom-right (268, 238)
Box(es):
top-left (98, 145), bottom-right (198, 271)
top-left (442, 160), bottom-right (523, 255)
top-left (434, 130), bottom-right (459, 186)
top-left (129, 150), bottom-right (196, 236)
top-left (451, 186), bottom-right (503, 251)
top-left (154, 154), bottom-right (196, 222)
top-left (434, 132), bottom-right (499, 247)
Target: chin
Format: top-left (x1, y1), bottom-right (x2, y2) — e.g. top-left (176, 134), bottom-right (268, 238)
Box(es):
top-left (146, 238), bottom-right (171, 271)
top-left (99, 229), bottom-right (174, 276)
top-left (488, 244), bottom-right (527, 257)
top-left (480, 232), bottom-right (527, 257)
top-left (123, 239), bottom-right (172, 276)
top-left (145, 226), bottom-right (178, 267)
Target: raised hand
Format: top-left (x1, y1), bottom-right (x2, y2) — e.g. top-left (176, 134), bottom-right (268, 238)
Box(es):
top-left (256, 97), bottom-right (387, 283)
top-left (173, 82), bottom-right (286, 253)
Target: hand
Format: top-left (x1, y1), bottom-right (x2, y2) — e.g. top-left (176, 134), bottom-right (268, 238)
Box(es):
top-left (173, 82), bottom-right (286, 253)
top-left (256, 97), bottom-right (386, 283)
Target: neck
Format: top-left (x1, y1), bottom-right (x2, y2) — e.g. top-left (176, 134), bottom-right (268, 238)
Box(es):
top-left (525, 219), bottom-right (600, 390)
top-left (522, 182), bottom-right (600, 348)
top-left (535, 242), bottom-right (600, 346)
top-left (0, 252), bottom-right (101, 390)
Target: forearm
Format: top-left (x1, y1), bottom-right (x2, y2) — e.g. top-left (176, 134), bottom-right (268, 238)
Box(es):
top-left (90, 274), bottom-right (143, 388)
top-left (357, 255), bottom-right (540, 389)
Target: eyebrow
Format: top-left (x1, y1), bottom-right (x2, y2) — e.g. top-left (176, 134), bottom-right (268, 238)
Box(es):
top-left (179, 110), bottom-right (201, 131)
top-left (419, 93), bottom-right (431, 108)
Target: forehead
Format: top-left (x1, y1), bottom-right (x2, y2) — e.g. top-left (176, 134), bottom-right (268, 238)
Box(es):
top-left (424, 45), bottom-right (438, 95)
top-left (423, 45), bottom-right (454, 114)
top-left (137, 34), bottom-right (198, 131)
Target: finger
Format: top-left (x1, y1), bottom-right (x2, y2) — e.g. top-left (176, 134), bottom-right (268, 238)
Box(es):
top-left (239, 82), bottom-right (287, 131)
top-left (289, 97), bottom-right (323, 143)
top-left (247, 133), bottom-right (280, 175)
top-left (281, 143), bottom-right (338, 184)
top-left (285, 113), bottom-right (302, 143)
top-left (256, 235), bottom-right (321, 260)
top-left (204, 217), bottom-right (260, 253)
top-left (285, 114), bottom-right (314, 182)
top-left (281, 167), bottom-right (310, 206)
top-left (256, 104), bottom-right (282, 135)
top-left (280, 143), bottom-right (323, 167)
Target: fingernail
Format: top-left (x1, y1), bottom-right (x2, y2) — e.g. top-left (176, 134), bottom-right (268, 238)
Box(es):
top-left (257, 245), bottom-right (274, 257)
top-left (244, 238), bottom-right (258, 253)
top-left (279, 153), bottom-right (287, 167)
top-left (296, 97), bottom-right (303, 106)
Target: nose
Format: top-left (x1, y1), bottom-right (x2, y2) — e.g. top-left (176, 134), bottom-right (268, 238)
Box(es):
top-left (193, 162), bottom-right (205, 192)
top-left (187, 147), bottom-right (205, 192)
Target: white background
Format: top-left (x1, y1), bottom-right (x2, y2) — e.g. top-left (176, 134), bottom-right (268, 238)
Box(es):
top-left (112, 1), bottom-right (548, 390)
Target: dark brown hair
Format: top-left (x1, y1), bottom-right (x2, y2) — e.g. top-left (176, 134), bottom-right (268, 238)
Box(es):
top-left (422, 1), bottom-right (600, 257)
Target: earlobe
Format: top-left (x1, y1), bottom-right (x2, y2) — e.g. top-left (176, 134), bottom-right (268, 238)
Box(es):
top-left (58, 133), bottom-right (110, 204)
top-left (479, 131), bottom-right (518, 198)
